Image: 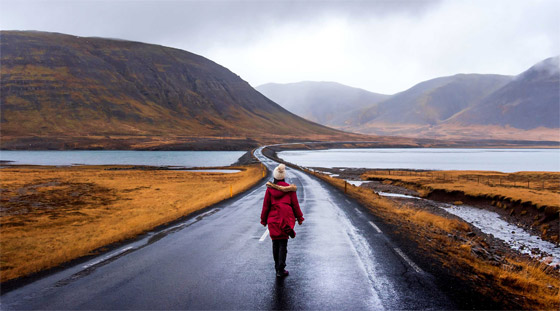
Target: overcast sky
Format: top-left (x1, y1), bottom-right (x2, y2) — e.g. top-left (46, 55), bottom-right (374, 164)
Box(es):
top-left (1, 0), bottom-right (559, 94)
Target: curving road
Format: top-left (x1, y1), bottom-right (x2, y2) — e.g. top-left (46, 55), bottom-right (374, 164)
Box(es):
top-left (1, 147), bottom-right (454, 310)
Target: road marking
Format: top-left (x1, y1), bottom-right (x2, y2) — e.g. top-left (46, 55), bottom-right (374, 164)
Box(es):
top-left (354, 208), bottom-right (364, 216)
top-left (368, 221), bottom-right (382, 233)
top-left (259, 229), bottom-right (269, 242)
top-left (394, 247), bottom-right (423, 274)
top-left (345, 199), bottom-right (351, 204)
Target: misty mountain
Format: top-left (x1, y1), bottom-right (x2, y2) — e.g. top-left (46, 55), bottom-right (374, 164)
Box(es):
top-left (0, 31), bottom-right (352, 149)
top-left (258, 57), bottom-right (558, 141)
top-left (358, 74), bottom-right (512, 126)
top-left (445, 56), bottom-right (560, 129)
top-left (256, 81), bottom-right (389, 126)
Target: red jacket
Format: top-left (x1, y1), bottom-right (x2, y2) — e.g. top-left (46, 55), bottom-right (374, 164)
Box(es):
top-left (261, 181), bottom-right (304, 240)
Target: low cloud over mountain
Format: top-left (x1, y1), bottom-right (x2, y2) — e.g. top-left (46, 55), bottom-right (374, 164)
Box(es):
top-left (257, 81), bottom-right (389, 126)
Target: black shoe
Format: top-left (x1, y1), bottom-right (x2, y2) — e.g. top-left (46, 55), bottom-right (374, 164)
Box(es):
top-left (276, 270), bottom-right (289, 277)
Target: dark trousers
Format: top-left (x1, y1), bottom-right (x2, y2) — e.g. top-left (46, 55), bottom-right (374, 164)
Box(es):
top-left (272, 239), bottom-right (288, 272)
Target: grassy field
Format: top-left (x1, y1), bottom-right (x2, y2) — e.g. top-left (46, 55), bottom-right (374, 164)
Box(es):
top-left (0, 164), bottom-right (264, 283)
top-left (361, 170), bottom-right (560, 210)
top-left (309, 170), bottom-right (559, 310)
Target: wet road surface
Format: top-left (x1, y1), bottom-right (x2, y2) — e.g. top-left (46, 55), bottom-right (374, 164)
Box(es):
top-left (1, 147), bottom-right (455, 310)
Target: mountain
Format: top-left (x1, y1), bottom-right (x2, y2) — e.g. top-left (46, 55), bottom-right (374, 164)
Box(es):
top-left (256, 81), bottom-right (389, 126)
top-left (357, 74), bottom-right (512, 126)
top-left (351, 57), bottom-right (559, 140)
top-left (0, 31), bottom-right (358, 150)
top-left (445, 56), bottom-right (560, 129)
top-left (260, 57), bottom-right (559, 141)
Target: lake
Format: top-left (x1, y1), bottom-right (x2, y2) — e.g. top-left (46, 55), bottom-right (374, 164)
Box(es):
top-left (278, 148), bottom-right (560, 172)
top-left (0, 150), bottom-right (246, 167)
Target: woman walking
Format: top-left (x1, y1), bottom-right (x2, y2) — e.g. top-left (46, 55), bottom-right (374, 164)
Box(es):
top-left (261, 164), bottom-right (304, 277)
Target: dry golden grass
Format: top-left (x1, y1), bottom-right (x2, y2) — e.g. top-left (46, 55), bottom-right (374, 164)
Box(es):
top-left (353, 122), bottom-right (560, 142)
top-left (0, 164), bottom-right (264, 282)
top-left (466, 256), bottom-right (559, 309)
top-left (309, 171), bottom-right (559, 310)
top-left (313, 172), bottom-right (469, 234)
top-left (362, 170), bottom-right (560, 211)
top-left (441, 235), bottom-right (560, 310)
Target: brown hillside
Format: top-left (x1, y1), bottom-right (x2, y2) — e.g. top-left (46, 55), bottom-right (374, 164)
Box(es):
top-left (0, 31), bottom-right (362, 150)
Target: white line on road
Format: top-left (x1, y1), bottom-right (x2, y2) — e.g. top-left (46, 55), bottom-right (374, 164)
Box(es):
top-left (259, 229), bottom-right (269, 242)
top-left (345, 199), bottom-right (351, 204)
top-left (354, 208), bottom-right (364, 216)
top-left (394, 247), bottom-right (423, 274)
top-left (368, 221), bottom-right (382, 233)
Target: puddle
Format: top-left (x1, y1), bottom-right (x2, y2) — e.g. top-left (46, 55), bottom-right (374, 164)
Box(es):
top-left (346, 180), bottom-right (370, 186)
top-left (377, 192), bottom-right (420, 199)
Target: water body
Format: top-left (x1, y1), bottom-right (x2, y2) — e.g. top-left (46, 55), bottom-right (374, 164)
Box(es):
top-left (279, 148), bottom-right (560, 172)
top-left (0, 150), bottom-right (245, 167)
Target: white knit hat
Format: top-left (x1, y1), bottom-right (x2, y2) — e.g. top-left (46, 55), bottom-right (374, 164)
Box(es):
top-left (273, 164), bottom-right (286, 180)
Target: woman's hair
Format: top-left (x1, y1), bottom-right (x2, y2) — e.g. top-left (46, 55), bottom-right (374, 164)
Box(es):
top-left (273, 178), bottom-right (285, 184)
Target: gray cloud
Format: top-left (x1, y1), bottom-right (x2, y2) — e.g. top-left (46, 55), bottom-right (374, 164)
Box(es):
top-left (1, 0), bottom-right (558, 93)
top-left (0, 0), bottom-right (441, 48)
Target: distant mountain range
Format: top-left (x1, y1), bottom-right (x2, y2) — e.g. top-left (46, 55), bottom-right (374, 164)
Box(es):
top-left (256, 81), bottom-right (389, 125)
top-left (257, 57), bottom-right (560, 141)
top-left (444, 57), bottom-right (560, 129)
top-left (0, 31), bottom-right (360, 150)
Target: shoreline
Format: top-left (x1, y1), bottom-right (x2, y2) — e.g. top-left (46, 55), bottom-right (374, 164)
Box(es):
top-left (1, 137), bottom-right (559, 151)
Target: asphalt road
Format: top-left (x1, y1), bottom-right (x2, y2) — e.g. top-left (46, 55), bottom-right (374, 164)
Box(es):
top-left (1, 147), bottom-right (455, 310)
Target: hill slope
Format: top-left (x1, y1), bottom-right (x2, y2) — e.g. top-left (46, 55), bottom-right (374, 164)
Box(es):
top-left (0, 31), bottom-right (357, 150)
top-left (358, 74), bottom-right (512, 126)
top-left (256, 81), bottom-right (389, 126)
top-left (446, 56), bottom-right (560, 129)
